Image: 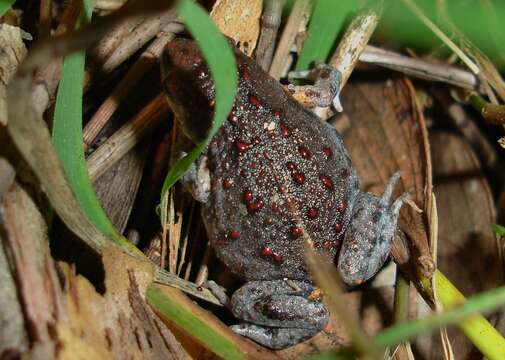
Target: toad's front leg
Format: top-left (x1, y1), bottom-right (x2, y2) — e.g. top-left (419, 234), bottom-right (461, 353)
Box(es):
top-left (229, 280), bottom-right (329, 349)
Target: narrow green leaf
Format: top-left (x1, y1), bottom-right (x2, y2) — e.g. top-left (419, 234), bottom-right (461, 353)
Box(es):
top-left (492, 224), bottom-right (505, 236)
top-left (52, 1), bottom-right (129, 248)
top-left (0, 0), bottom-right (15, 17)
top-left (295, 0), bottom-right (357, 71)
top-left (374, 280), bottom-right (505, 350)
top-left (160, 0), bottom-right (237, 198)
top-left (146, 286), bottom-right (247, 360)
top-left (306, 271), bottom-right (505, 360)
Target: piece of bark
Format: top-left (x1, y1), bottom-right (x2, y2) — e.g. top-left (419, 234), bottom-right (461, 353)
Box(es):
top-left (339, 77), bottom-right (433, 284)
top-left (0, 24), bottom-right (27, 125)
top-left (254, 0), bottom-right (284, 71)
top-left (210, 0), bottom-right (263, 56)
top-left (414, 131), bottom-right (503, 359)
top-left (1, 182), bottom-right (59, 358)
top-left (0, 187), bottom-right (29, 356)
top-left (93, 143), bottom-right (149, 233)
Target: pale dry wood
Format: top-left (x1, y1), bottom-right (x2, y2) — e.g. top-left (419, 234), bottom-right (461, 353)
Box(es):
top-left (360, 45), bottom-right (478, 90)
top-left (31, 0), bottom-right (86, 116)
top-left (0, 24), bottom-right (27, 125)
top-left (1, 183), bottom-right (60, 358)
top-left (19, 1), bottom-right (176, 74)
top-left (415, 132), bottom-right (502, 359)
top-left (269, 0), bottom-right (311, 80)
top-left (89, 15), bottom-right (143, 67)
top-left (8, 75), bottom-right (110, 254)
top-left (0, 158), bottom-right (15, 201)
top-left (177, 199), bottom-right (195, 276)
top-left (94, 0), bottom-right (127, 11)
top-left (329, 9), bottom-right (380, 91)
top-left (93, 144), bottom-right (149, 233)
top-left (87, 94), bottom-right (169, 181)
top-left (83, 22), bottom-right (183, 149)
top-left (56, 248), bottom-right (189, 359)
top-left (210, 0), bottom-right (263, 56)
top-left (0, 185), bottom-right (29, 355)
top-left (313, 8), bottom-right (379, 119)
top-left (255, 0), bottom-right (284, 71)
top-left (99, 8), bottom-right (177, 74)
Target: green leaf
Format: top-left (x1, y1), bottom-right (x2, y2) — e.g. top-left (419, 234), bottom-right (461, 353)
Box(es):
top-left (146, 286), bottom-right (247, 360)
top-left (52, 1), bottom-right (129, 248)
top-left (492, 224), bottom-right (505, 236)
top-left (374, 274), bottom-right (505, 352)
top-left (0, 0), bottom-right (15, 17)
top-left (160, 0), bottom-right (237, 198)
top-left (295, 0), bottom-right (358, 71)
top-left (306, 271), bottom-right (505, 360)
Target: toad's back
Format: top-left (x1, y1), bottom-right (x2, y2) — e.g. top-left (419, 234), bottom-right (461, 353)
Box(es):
top-left (163, 39), bottom-right (360, 281)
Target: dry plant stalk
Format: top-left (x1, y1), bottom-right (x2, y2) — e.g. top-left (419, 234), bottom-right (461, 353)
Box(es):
top-left (255, 0), bottom-right (284, 71)
top-left (86, 94), bottom-right (169, 181)
top-left (269, 0), bottom-right (311, 79)
top-left (83, 22), bottom-right (183, 149)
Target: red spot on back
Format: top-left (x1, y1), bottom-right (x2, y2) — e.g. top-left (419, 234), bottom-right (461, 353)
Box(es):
top-left (290, 226), bottom-right (302, 237)
top-left (261, 247), bottom-right (273, 257)
top-left (307, 207), bottom-right (318, 219)
top-left (319, 175), bottom-right (334, 190)
top-left (323, 147), bottom-right (332, 158)
top-left (229, 230), bottom-right (240, 239)
top-left (247, 200), bottom-right (264, 213)
top-left (334, 222), bottom-right (342, 232)
top-left (228, 109), bottom-right (237, 124)
top-left (249, 94), bottom-right (261, 107)
top-left (243, 190), bottom-right (254, 203)
top-left (286, 161), bottom-right (297, 171)
top-left (293, 172), bottom-right (305, 185)
top-left (298, 146), bottom-right (311, 159)
top-left (222, 177), bottom-right (234, 189)
top-left (280, 122), bottom-right (291, 137)
top-left (241, 67), bottom-right (251, 81)
top-left (234, 139), bottom-right (248, 154)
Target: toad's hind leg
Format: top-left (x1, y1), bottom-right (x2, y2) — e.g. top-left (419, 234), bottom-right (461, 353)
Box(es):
top-left (229, 280), bottom-right (329, 349)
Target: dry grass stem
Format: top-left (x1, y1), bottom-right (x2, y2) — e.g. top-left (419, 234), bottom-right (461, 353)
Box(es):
top-left (83, 22), bottom-right (183, 149)
top-left (269, 0), bottom-right (311, 79)
top-left (98, 9), bottom-right (178, 75)
top-left (87, 93), bottom-right (169, 181)
top-left (329, 8), bottom-right (380, 90)
top-left (255, 0), bottom-right (284, 71)
top-left (360, 45), bottom-right (478, 90)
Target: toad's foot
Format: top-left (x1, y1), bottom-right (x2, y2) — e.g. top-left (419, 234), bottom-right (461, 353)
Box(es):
top-left (230, 280), bottom-right (329, 349)
top-left (286, 64), bottom-right (342, 111)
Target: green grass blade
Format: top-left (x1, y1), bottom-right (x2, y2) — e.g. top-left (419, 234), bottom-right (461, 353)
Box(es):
top-left (374, 270), bottom-right (505, 358)
top-left (306, 271), bottom-right (505, 359)
top-left (160, 0), bottom-right (237, 198)
top-left (0, 0), bottom-right (15, 17)
top-left (295, 0), bottom-right (358, 71)
top-left (52, 1), bottom-right (128, 247)
top-left (492, 224), bottom-right (505, 236)
top-left (146, 286), bottom-right (247, 360)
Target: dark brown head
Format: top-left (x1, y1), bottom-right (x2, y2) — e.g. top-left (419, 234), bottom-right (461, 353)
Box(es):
top-left (161, 38), bottom-right (215, 143)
